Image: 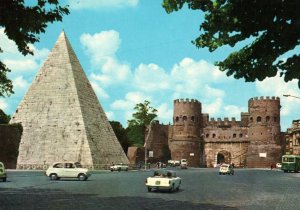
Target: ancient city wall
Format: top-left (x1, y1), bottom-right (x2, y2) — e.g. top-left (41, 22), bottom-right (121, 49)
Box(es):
top-left (0, 124), bottom-right (22, 169)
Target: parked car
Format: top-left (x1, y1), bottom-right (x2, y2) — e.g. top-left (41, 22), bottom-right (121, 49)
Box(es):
top-left (180, 159), bottom-right (188, 169)
top-left (219, 164), bottom-right (234, 175)
top-left (0, 162), bottom-right (7, 182)
top-left (156, 162), bottom-right (167, 168)
top-left (145, 170), bottom-right (181, 192)
top-left (110, 163), bottom-right (129, 172)
top-left (45, 162), bottom-right (91, 181)
top-left (276, 163), bottom-right (282, 168)
top-left (168, 160), bottom-right (180, 167)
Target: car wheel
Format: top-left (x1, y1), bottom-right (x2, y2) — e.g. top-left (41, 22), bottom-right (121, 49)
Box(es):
top-left (110, 169), bottom-right (113, 172)
top-left (78, 174), bottom-right (87, 181)
top-left (147, 187), bottom-right (151, 192)
top-left (176, 186), bottom-right (180, 191)
top-left (50, 173), bottom-right (58, 180)
top-left (3, 177), bottom-right (6, 182)
top-left (118, 168), bottom-right (121, 172)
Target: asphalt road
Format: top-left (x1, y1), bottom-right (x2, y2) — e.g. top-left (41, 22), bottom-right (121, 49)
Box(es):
top-left (0, 167), bottom-right (299, 210)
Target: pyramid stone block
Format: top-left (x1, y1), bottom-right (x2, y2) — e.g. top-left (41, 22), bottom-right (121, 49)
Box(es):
top-left (10, 31), bottom-right (129, 169)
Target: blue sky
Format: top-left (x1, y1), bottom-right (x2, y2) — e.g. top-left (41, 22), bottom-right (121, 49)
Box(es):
top-left (0, 0), bottom-right (299, 131)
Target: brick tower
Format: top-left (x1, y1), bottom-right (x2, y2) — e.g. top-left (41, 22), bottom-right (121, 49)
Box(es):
top-left (169, 99), bottom-right (203, 167)
top-left (246, 96), bottom-right (282, 167)
top-left (10, 31), bottom-right (129, 169)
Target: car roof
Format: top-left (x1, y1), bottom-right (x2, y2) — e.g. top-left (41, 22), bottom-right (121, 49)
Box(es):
top-left (51, 161), bottom-right (80, 165)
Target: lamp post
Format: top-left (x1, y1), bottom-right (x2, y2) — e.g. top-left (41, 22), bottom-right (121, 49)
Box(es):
top-left (144, 119), bottom-right (155, 170)
top-left (283, 94), bottom-right (300, 99)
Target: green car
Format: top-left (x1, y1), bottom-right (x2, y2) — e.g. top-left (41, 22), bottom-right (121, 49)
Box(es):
top-left (0, 162), bottom-right (7, 182)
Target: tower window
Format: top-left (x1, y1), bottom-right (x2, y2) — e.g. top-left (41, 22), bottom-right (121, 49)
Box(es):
top-left (274, 116), bottom-right (277, 122)
top-left (175, 117), bottom-right (179, 122)
top-left (212, 134), bottom-right (216, 138)
top-left (206, 133), bottom-right (209, 138)
top-left (266, 116), bottom-right (270, 122)
top-left (250, 117), bottom-right (253, 123)
top-left (183, 116), bottom-right (187, 122)
top-left (191, 116), bottom-right (195, 122)
top-left (239, 133), bottom-right (243, 138)
top-left (233, 133), bottom-right (237, 138)
top-left (257, 116), bottom-right (262, 123)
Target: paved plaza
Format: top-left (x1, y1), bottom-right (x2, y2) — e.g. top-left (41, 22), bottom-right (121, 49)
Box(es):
top-left (0, 168), bottom-right (299, 210)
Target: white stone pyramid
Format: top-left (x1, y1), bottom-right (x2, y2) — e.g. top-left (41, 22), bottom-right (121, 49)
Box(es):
top-left (10, 31), bottom-right (129, 169)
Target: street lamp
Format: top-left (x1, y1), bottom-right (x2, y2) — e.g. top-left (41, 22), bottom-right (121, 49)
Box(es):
top-left (283, 94), bottom-right (300, 99)
top-left (144, 119), bottom-right (155, 170)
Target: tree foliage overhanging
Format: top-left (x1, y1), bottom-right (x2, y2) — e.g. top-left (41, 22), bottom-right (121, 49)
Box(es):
top-left (163, 0), bottom-right (300, 87)
top-left (0, 0), bottom-right (69, 97)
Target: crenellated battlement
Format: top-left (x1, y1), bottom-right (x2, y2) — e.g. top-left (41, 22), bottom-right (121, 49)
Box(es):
top-left (207, 117), bottom-right (240, 127)
top-left (249, 96), bottom-right (280, 101)
top-left (174, 98), bottom-right (201, 105)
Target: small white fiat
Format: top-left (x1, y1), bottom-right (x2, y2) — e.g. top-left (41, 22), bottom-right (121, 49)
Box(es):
top-left (45, 162), bottom-right (91, 181)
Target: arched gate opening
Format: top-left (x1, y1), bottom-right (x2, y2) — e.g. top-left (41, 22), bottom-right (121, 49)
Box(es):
top-left (216, 150), bottom-right (231, 164)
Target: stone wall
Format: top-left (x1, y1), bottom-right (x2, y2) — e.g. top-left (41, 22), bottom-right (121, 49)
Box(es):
top-left (0, 124), bottom-right (22, 169)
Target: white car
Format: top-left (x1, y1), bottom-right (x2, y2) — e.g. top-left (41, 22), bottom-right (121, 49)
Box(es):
top-left (110, 163), bottom-right (129, 172)
top-left (45, 162), bottom-right (91, 181)
top-left (219, 164), bottom-right (234, 175)
top-left (180, 159), bottom-right (188, 169)
top-left (276, 163), bottom-right (282, 168)
top-left (145, 170), bottom-right (181, 192)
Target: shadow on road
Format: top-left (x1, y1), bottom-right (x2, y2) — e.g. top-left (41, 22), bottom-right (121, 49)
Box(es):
top-left (0, 187), bottom-right (237, 210)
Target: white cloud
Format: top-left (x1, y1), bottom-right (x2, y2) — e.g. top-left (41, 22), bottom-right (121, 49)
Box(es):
top-left (202, 98), bottom-right (223, 116)
top-left (12, 76), bottom-right (30, 90)
top-left (81, 31), bottom-right (132, 87)
top-left (80, 31), bottom-right (120, 65)
top-left (171, 58), bottom-right (229, 98)
top-left (224, 105), bottom-right (247, 120)
top-left (0, 28), bottom-right (49, 74)
top-left (134, 63), bottom-right (171, 91)
top-left (0, 99), bottom-right (8, 110)
top-left (111, 92), bottom-right (149, 110)
top-left (203, 85), bottom-right (225, 99)
top-left (105, 111), bottom-right (114, 120)
top-left (3, 59), bottom-right (39, 72)
top-left (69, 0), bottom-right (139, 10)
top-left (156, 103), bottom-right (173, 124)
top-left (90, 81), bottom-right (109, 99)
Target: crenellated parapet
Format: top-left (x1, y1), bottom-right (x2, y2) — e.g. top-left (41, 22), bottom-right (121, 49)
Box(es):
top-left (206, 117), bottom-right (241, 128)
top-left (249, 96), bottom-right (280, 102)
top-left (248, 96), bottom-right (281, 126)
top-left (173, 98), bottom-right (202, 127)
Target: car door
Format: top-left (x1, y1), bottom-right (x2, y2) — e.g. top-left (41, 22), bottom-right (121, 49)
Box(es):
top-left (63, 163), bottom-right (77, 177)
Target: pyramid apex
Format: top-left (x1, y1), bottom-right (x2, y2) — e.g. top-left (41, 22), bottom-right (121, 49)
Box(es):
top-left (58, 30), bottom-right (68, 40)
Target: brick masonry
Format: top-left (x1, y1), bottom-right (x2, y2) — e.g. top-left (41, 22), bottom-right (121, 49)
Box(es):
top-left (138, 97), bottom-right (284, 168)
top-left (10, 31), bottom-right (128, 169)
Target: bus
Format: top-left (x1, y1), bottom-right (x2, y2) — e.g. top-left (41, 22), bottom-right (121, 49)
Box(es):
top-left (281, 155), bottom-right (300, 173)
